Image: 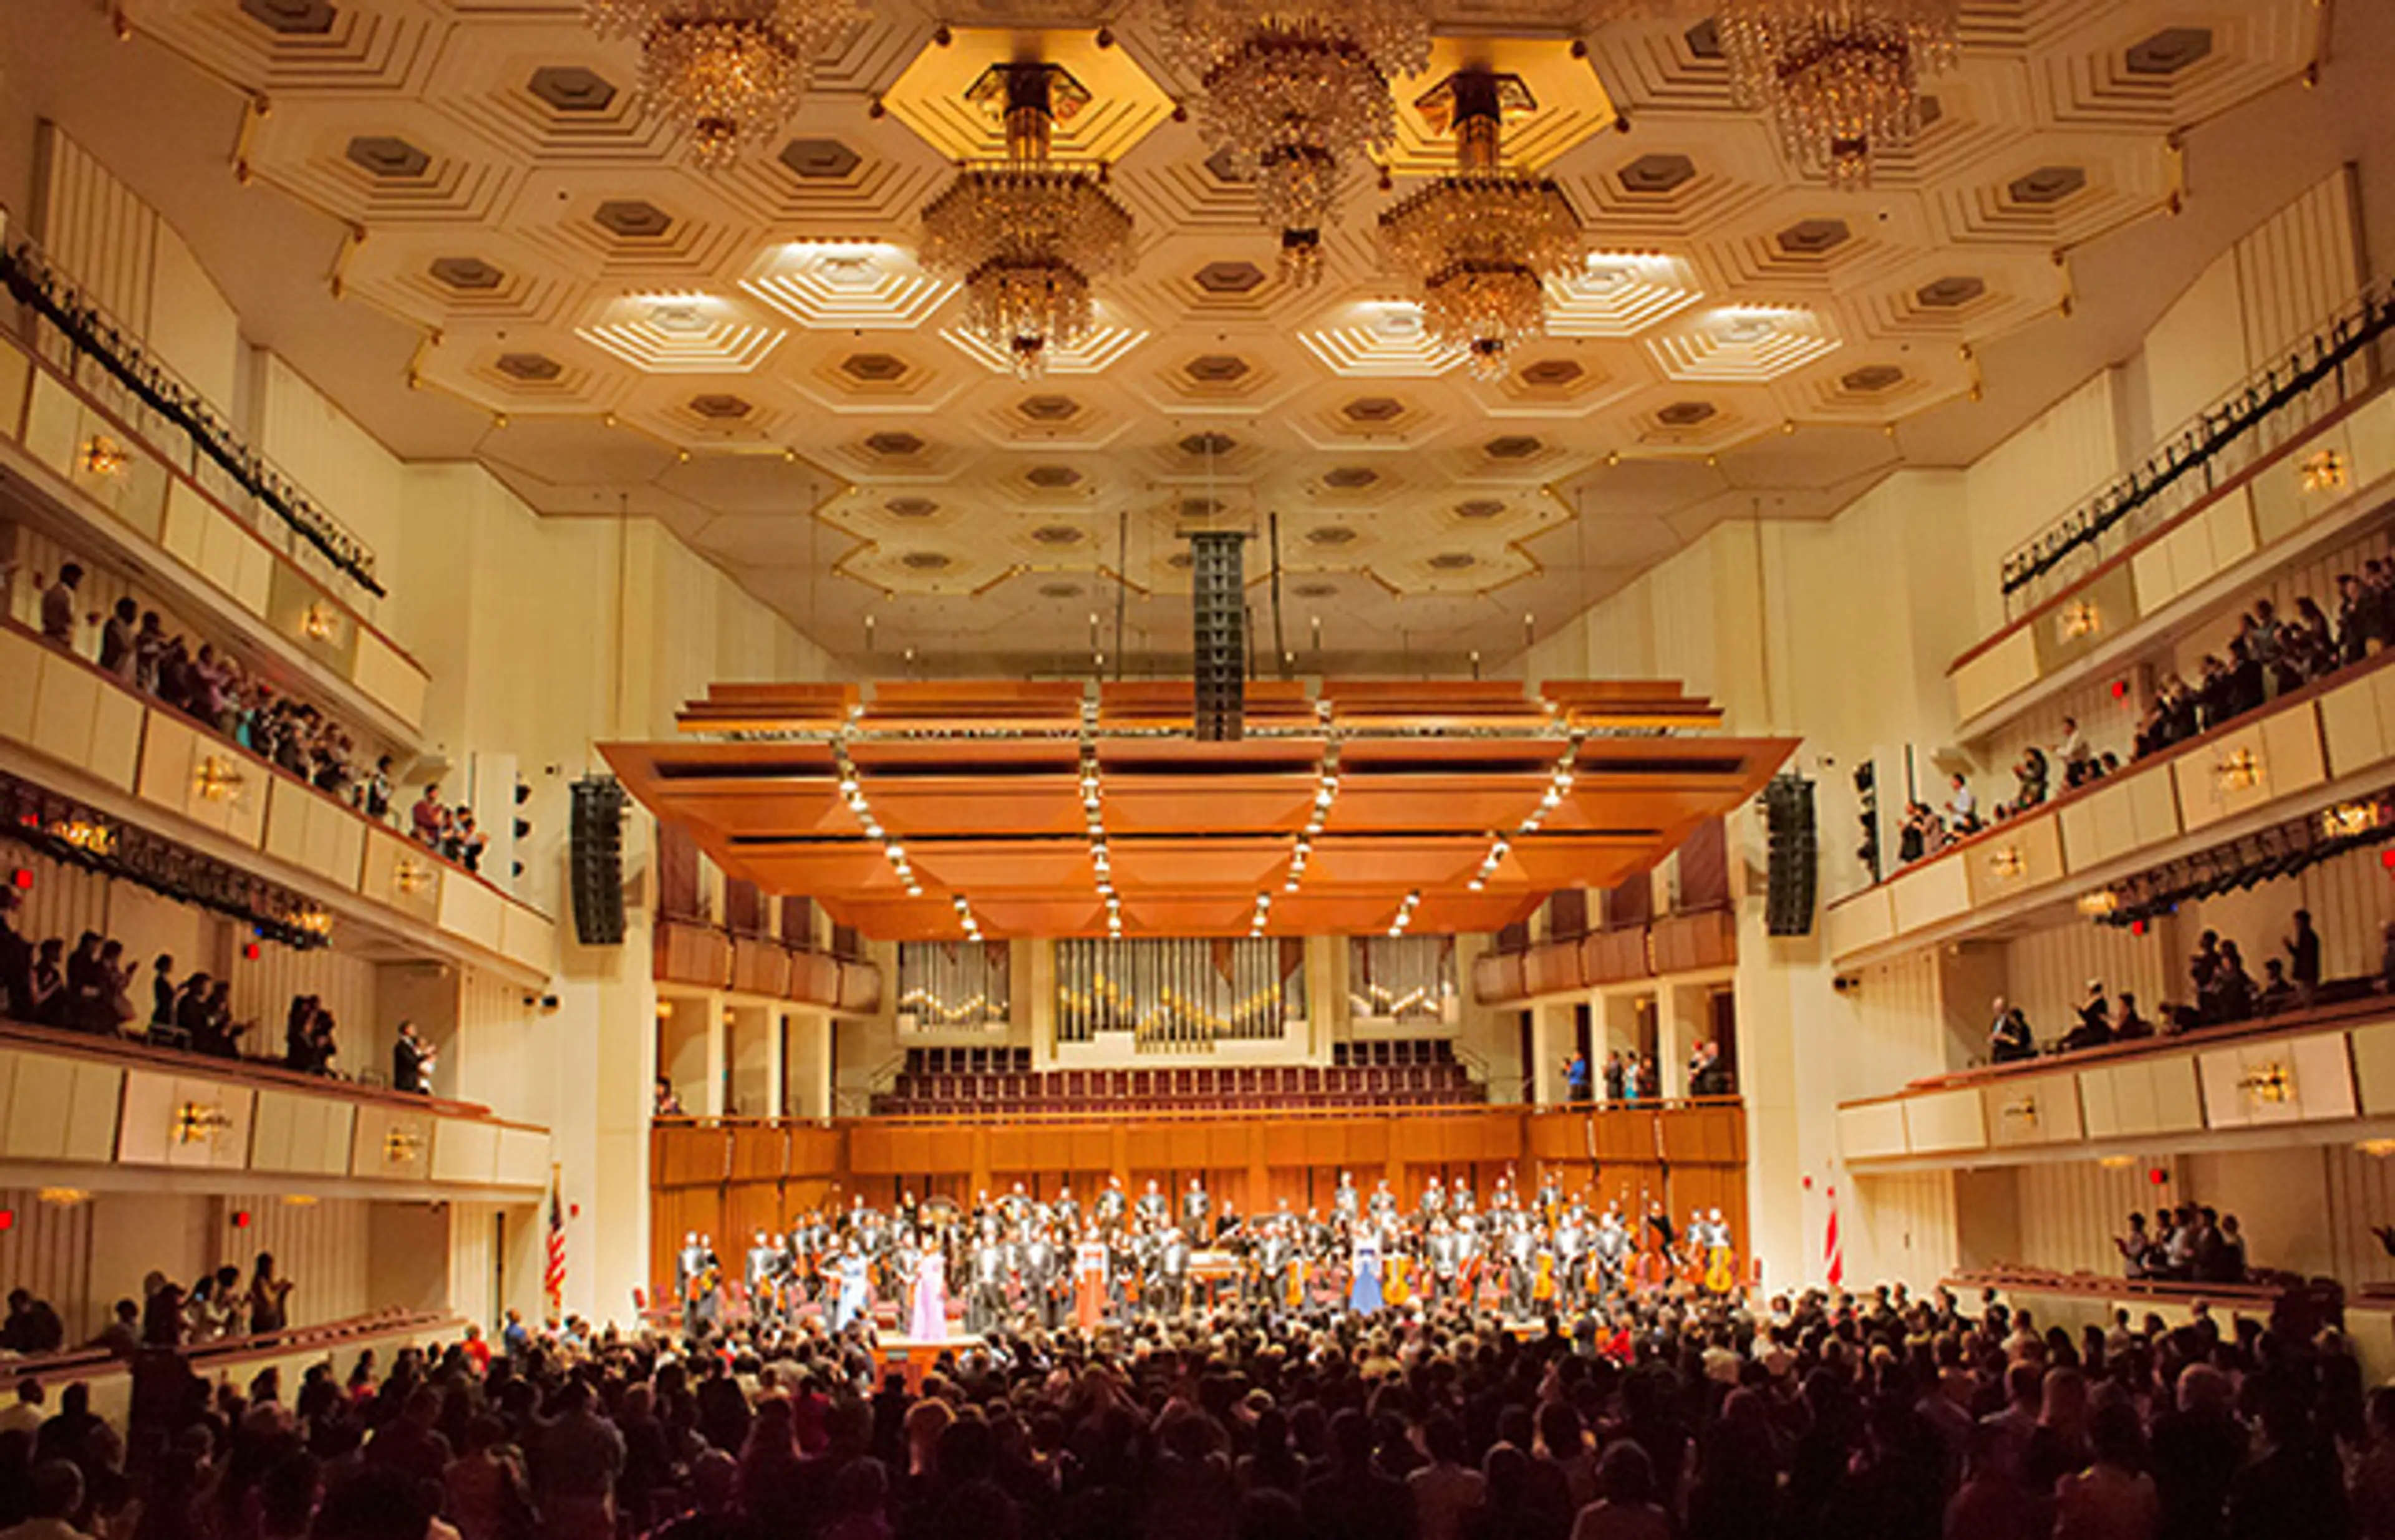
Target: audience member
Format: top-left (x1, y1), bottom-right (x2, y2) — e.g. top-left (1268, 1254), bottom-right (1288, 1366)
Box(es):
top-left (37, 567), bottom-right (81, 649)
top-left (392, 1020), bottom-right (434, 1097)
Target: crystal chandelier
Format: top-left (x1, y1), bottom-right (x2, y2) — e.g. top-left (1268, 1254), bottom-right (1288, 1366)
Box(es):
top-left (585, 0), bottom-right (855, 168)
top-left (1151, 0), bottom-right (1432, 286)
top-left (1716, 0), bottom-right (1960, 188)
top-left (917, 64), bottom-right (1137, 380)
top-left (1379, 72), bottom-right (1582, 379)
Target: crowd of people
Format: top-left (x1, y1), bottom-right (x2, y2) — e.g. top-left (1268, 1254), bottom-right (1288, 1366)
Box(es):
top-left (0, 1256), bottom-right (298, 1371)
top-left (34, 565), bottom-right (390, 824)
top-left (0, 888), bottom-right (448, 1097)
top-left (1983, 912), bottom-right (2328, 1072)
top-left (0, 1272), bottom-right (2379, 1540)
top-left (0, 886), bottom-right (347, 1073)
top-left (408, 787), bottom-right (490, 876)
top-left (1887, 567), bottom-right (2395, 873)
top-left (2114, 1208), bottom-right (2252, 1286)
top-left (1560, 1044), bottom-right (1733, 1105)
top-left (2132, 583), bottom-right (2391, 762)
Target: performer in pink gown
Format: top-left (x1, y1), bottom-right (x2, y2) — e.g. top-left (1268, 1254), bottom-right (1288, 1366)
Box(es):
top-left (908, 1235), bottom-right (949, 1339)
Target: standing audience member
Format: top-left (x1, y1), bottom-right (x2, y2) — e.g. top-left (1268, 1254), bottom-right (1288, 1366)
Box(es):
top-left (37, 566), bottom-right (82, 649)
top-left (2285, 911), bottom-right (2322, 1005)
top-left (245, 1253), bottom-right (292, 1338)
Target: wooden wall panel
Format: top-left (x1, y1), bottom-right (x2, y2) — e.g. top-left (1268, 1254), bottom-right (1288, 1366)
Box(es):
top-left (731, 1126), bottom-right (788, 1181)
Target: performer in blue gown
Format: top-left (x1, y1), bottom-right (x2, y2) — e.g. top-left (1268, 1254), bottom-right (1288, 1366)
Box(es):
top-left (831, 1244), bottom-right (871, 1335)
top-left (1348, 1223), bottom-right (1384, 1315)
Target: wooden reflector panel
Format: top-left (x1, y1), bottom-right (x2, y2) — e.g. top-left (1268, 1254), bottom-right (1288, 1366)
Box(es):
top-left (1301, 836), bottom-right (1488, 891)
top-left (1110, 840), bottom-right (1292, 894)
top-left (600, 677), bottom-right (1798, 938)
top-left (1100, 780), bottom-right (1321, 836)
top-left (905, 842), bottom-right (1099, 893)
top-left (860, 782), bottom-right (1085, 838)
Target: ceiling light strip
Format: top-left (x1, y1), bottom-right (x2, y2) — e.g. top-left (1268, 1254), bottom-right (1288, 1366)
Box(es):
top-left (1469, 734), bottom-right (1582, 892)
top-left (1285, 739), bottom-right (1342, 895)
top-left (1080, 702), bottom-right (1122, 937)
top-left (835, 741), bottom-right (923, 898)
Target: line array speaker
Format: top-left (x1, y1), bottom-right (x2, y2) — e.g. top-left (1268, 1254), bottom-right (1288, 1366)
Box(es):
top-left (1190, 530), bottom-right (1246, 742)
top-left (1764, 772), bottom-right (1817, 938)
top-left (569, 775), bottom-right (629, 946)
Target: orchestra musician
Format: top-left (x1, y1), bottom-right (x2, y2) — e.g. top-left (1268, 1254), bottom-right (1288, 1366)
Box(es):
top-left (662, 1174), bottom-right (1738, 1345)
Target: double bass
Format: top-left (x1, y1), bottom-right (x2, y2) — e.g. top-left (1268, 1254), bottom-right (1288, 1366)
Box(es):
top-left (1635, 1193), bottom-right (1674, 1292)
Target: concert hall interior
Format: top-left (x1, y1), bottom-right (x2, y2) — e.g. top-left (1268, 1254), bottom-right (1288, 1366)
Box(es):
top-left (12, 0), bottom-right (2395, 1529)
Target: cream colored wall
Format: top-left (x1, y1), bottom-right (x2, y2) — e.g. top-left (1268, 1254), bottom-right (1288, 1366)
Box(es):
top-left (254, 357), bottom-right (409, 588)
top-left (1961, 373), bottom-right (2129, 640)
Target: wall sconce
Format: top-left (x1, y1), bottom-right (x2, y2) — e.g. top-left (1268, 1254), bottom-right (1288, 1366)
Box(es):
top-left (2238, 1061), bottom-right (2293, 1104)
top-left (2058, 599), bottom-right (2100, 641)
top-left (281, 1193), bottom-right (319, 1207)
top-left (394, 858), bottom-right (433, 896)
top-left (2300, 447), bottom-right (2349, 495)
top-left (293, 909), bottom-right (334, 939)
top-left (37, 1188), bottom-right (91, 1206)
top-left (2215, 748), bottom-right (2262, 793)
top-left (2076, 890), bottom-right (2119, 918)
top-left (173, 1100), bottom-right (233, 1145)
top-left (80, 435), bottom-right (128, 478)
top-left (2357, 1138), bottom-right (2395, 1159)
top-left (53, 818), bottom-right (114, 856)
top-left (299, 602), bottom-right (339, 642)
top-left (2097, 1154), bottom-right (2134, 1170)
top-left (1987, 846), bottom-right (2025, 880)
top-left (195, 755), bottom-right (245, 803)
top-left (384, 1125), bottom-right (425, 1164)
top-left (656, 999), bottom-right (676, 1020)
top-left (2323, 801), bottom-right (2382, 839)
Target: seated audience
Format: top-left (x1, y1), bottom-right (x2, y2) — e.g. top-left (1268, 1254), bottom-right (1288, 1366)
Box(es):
top-left (2060, 982), bottom-right (2114, 1053)
top-left (1990, 1000), bottom-right (2037, 1064)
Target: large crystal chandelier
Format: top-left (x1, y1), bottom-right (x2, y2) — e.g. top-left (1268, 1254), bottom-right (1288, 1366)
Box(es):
top-left (586, 0), bottom-right (854, 168)
top-left (1379, 71), bottom-right (1582, 379)
top-left (1151, 0), bottom-right (1432, 286)
top-left (917, 63), bottom-right (1136, 380)
top-left (1716, 0), bottom-right (1960, 188)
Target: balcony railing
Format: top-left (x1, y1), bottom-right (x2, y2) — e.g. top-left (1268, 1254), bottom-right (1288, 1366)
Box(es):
top-left (1836, 989), bottom-right (2395, 1167)
top-left (0, 236), bottom-right (381, 595)
top-left (0, 1018), bottom-right (548, 1190)
top-left (2000, 283), bottom-right (2394, 619)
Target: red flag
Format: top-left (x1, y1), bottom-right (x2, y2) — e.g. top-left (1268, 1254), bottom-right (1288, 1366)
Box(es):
top-left (1824, 1184), bottom-right (1844, 1290)
top-left (544, 1168), bottom-right (566, 1321)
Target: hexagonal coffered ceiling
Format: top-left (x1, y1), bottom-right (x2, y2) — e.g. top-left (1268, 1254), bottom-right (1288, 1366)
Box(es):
top-left (87, 0), bottom-right (2331, 673)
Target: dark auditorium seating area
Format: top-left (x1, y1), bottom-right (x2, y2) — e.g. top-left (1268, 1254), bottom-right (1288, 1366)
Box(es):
top-left (874, 1038), bottom-right (1481, 1115)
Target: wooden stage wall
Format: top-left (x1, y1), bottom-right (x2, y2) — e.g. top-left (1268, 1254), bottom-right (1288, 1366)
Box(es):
top-left (649, 1100), bottom-right (1746, 1299)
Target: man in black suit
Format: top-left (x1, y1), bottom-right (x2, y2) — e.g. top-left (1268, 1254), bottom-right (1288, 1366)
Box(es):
top-left (0, 889), bottom-right (31, 1020)
top-left (392, 1019), bottom-right (434, 1094)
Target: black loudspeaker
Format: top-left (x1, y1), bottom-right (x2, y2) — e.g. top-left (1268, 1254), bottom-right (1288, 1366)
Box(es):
top-left (569, 775), bottom-right (629, 946)
top-left (1189, 530), bottom-right (1246, 742)
top-left (1763, 772), bottom-right (1817, 937)
top-left (1852, 760), bottom-right (1880, 884)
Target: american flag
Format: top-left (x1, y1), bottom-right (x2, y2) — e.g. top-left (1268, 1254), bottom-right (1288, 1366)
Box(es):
top-left (544, 1168), bottom-right (566, 1321)
top-left (1824, 1183), bottom-right (1844, 1290)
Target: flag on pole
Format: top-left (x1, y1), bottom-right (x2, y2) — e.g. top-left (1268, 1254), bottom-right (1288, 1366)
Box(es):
top-left (544, 1166), bottom-right (566, 1322)
top-left (1824, 1183), bottom-right (1844, 1290)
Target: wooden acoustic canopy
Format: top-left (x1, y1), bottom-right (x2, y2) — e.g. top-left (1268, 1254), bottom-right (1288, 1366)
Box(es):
top-left (601, 679), bottom-right (1796, 941)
